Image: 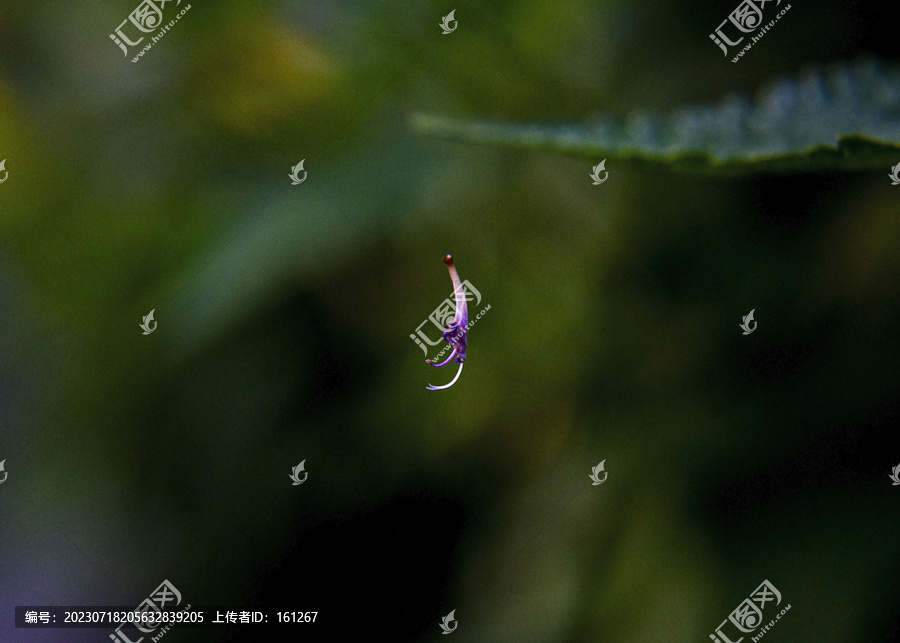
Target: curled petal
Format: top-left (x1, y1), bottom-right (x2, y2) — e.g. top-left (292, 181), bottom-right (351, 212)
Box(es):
top-left (426, 361), bottom-right (464, 391)
top-left (426, 348), bottom-right (457, 368)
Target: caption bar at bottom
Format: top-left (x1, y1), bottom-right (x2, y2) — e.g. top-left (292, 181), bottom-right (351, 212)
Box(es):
top-left (16, 606), bottom-right (318, 628)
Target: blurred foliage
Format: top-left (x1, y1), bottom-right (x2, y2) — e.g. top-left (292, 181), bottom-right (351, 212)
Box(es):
top-left (415, 59), bottom-right (900, 173)
top-left (1, 1), bottom-right (899, 642)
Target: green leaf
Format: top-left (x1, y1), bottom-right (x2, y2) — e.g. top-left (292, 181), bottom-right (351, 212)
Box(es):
top-left (412, 59), bottom-right (900, 174)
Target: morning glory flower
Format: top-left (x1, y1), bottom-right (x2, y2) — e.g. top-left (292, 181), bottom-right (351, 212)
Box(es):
top-left (425, 254), bottom-right (468, 391)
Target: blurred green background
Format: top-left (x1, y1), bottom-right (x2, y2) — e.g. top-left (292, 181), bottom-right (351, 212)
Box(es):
top-left (1, 1), bottom-right (899, 641)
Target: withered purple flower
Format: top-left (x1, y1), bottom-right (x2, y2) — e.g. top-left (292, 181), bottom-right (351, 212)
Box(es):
top-left (425, 255), bottom-right (468, 391)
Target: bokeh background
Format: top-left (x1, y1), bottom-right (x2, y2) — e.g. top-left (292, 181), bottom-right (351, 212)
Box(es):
top-left (1, 1), bottom-right (899, 641)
